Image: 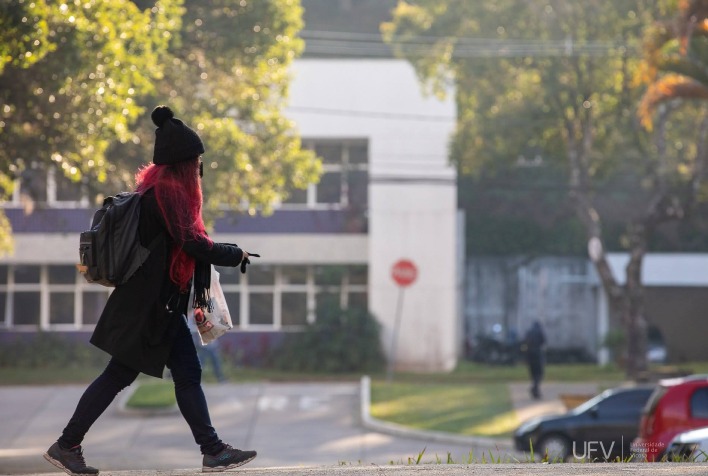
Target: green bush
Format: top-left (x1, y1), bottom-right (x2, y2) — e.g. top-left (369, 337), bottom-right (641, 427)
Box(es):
top-left (273, 304), bottom-right (385, 373)
top-left (0, 332), bottom-right (107, 368)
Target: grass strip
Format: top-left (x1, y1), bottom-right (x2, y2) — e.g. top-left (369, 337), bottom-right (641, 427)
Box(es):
top-left (125, 380), bottom-right (176, 409)
top-left (370, 381), bottom-right (518, 438)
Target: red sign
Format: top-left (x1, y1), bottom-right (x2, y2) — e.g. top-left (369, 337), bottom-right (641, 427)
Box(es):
top-left (391, 259), bottom-right (418, 287)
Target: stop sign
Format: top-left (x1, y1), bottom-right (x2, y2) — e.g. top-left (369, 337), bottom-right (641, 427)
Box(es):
top-left (391, 259), bottom-right (418, 287)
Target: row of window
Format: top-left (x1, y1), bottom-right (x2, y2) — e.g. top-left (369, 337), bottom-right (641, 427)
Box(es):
top-left (0, 264), bottom-right (368, 330)
top-left (7, 140), bottom-right (369, 210)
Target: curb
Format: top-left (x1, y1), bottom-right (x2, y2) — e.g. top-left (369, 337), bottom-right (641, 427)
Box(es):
top-left (358, 376), bottom-right (514, 450)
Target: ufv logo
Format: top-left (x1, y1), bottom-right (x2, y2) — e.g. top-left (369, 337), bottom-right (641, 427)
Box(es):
top-left (572, 437), bottom-right (623, 460)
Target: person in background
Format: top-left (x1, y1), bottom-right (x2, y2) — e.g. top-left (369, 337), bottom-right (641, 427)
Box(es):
top-left (190, 308), bottom-right (228, 383)
top-left (44, 105), bottom-right (256, 475)
top-left (523, 320), bottom-right (546, 400)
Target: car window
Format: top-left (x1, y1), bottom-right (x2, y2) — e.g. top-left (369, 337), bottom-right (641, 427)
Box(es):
top-left (690, 387), bottom-right (708, 419)
top-left (597, 391), bottom-right (651, 415)
top-left (644, 386), bottom-right (668, 415)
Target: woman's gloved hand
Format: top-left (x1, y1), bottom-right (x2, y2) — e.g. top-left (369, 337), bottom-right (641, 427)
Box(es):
top-left (240, 251), bottom-right (260, 274)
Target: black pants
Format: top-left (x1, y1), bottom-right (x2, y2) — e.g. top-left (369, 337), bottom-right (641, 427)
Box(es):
top-left (58, 316), bottom-right (223, 455)
top-left (527, 352), bottom-right (544, 397)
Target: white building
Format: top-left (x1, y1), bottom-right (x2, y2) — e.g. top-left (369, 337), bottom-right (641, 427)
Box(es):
top-left (285, 59), bottom-right (459, 371)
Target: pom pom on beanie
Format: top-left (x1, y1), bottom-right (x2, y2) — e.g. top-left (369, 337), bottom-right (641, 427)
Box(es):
top-left (151, 105), bottom-right (174, 128)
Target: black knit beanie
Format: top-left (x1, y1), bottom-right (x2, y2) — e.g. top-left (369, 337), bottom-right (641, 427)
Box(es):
top-left (151, 105), bottom-right (205, 165)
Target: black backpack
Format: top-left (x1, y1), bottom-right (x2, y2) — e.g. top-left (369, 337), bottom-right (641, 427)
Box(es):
top-left (77, 192), bottom-right (155, 287)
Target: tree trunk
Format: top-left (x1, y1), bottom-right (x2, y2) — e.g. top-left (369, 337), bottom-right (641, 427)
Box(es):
top-left (564, 99), bottom-right (655, 380)
top-left (622, 228), bottom-right (649, 380)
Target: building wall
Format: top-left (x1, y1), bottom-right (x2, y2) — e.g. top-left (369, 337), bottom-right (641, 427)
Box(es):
top-left (644, 287), bottom-right (708, 363)
top-left (1, 58), bottom-right (459, 372)
top-left (286, 59), bottom-right (459, 371)
top-left (465, 253), bottom-right (708, 364)
top-left (465, 256), bottom-right (599, 360)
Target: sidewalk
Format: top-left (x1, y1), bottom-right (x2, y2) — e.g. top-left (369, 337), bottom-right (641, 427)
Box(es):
top-left (0, 378), bottom-right (602, 475)
top-left (14, 463), bottom-right (708, 476)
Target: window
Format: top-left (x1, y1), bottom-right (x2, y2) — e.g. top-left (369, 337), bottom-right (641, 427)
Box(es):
top-left (314, 265), bottom-right (368, 316)
top-left (349, 292), bottom-right (368, 312)
top-left (691, 388), bottom-right (708, 419)
top-left (217, 266), bottom-right (240, 285)
top-left (281, 266), bottom-right (307, 285)
top-left (1, 263), bottom-right (368, 331)
top-left (316, 292), bottom-right (340, 320)
top-left (597, 391), bottom-right (649, 417)
top-left (315, 265), bottom-right (346, 287)
top-left (54, 169), bottom-right (83, 202)
top-left (223, 292), bottom-right (240, 326)
top-left (15, 265), bottom-right (40, 283)
top-left (282, 139), bottom-right (369, 209)
top-left (249, 266), bottom-right (275, 286)
top-left (19, 165), bottom-right (48, 203)
top-left (281, 293), bottom-right (307, 326)
top-left (49, 266), bottom-right (77, 284)
top-left (49, 293), bottom-right (75, 325)
top-left (249, 293), bottom-right (274, 325)
top-left (9, 164), bottom-right (88, 206)
top-left (0, 292), bottom-right (6, 325)
top-left (13, 292), bottom-right (40, 326)
top-left (247, 265), bottom-right (274, 326)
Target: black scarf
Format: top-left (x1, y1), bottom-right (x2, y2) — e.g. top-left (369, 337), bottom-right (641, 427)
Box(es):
top-left (192, 259), bottom-right (213, 311)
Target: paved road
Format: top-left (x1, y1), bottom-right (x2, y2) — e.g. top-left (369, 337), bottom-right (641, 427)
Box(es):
top-left (4, 379), bottom-right (663, 476)
top-left (1, 381), bottom-right (527, 475)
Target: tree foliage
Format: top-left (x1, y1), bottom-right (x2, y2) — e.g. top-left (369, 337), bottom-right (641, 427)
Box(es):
top-left (638, 0), bottom-right (708, 128)
top-left (0, 0), bottom-right (319, 249)
top-left (131, 0), bottom-right (320, 218)
top-left (383, 0), bottom-right (708, 378)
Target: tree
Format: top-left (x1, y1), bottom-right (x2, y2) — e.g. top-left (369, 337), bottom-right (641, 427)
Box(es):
top-left (382, 0), bottom-right (706, 379)
top-left (105, 0), bottom-right (320, 219)
top-left (1, 0), bottom-right (183, 252)
top-left (1, 0), bottom-right (319, 244)
top-left (636, 0), bottom-right (708, 224)
top-left (638, 0), bottom-right (708, 127)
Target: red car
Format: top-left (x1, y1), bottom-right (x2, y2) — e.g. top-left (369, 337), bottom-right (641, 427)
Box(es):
top-left (633, 374), bottom-right (708, 461)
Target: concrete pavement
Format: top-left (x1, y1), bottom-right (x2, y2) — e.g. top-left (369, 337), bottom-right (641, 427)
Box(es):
top-left (2, 378), bottom-right (681, 476)
top-left (13, 464), bottom-right (708, 476)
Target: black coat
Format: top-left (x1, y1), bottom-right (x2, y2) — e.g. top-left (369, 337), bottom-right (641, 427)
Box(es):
top-left (90, 188), bottom-right (244, 377)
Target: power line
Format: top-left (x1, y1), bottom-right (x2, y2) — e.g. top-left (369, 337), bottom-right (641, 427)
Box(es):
top-left (286, 105), bottom-right (569, 126)
top-left (287, 106), bottom-right (456, 122)
top-left (300, 30), bottom-right (639, 58)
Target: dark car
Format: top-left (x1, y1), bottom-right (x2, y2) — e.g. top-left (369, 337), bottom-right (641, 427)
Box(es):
top-left (514, 386), bottom-right (654, 461)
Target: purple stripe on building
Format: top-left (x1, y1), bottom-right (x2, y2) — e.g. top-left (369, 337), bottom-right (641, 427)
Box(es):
top-left (213, 209), bottom-right (367, 234)
top-left (5, 208), bottom-right (94, 233)
top-left (5, 207), bottom-right (367, 234)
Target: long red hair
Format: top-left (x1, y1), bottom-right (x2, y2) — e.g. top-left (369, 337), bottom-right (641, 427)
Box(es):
top-left (135, 158), bottom-right (212, 291)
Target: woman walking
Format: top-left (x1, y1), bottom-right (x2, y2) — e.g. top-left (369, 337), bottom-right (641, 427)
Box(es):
top-left (44, 105), bottom-right (256, 475)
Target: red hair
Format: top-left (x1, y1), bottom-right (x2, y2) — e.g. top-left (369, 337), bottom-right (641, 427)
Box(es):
top-left (135, 158), bottom-right (212, 291)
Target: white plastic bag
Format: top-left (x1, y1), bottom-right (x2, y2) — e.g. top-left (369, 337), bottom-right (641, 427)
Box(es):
top-left (193, 266), bottom-right (233, 345)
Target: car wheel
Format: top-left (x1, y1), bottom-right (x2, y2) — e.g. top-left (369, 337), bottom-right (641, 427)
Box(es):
top-left (537, 434), bottom-right (570, 461)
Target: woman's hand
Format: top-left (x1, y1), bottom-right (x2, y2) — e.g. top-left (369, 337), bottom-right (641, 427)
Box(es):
top-left (239, 250), bottom-right (260, 274)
